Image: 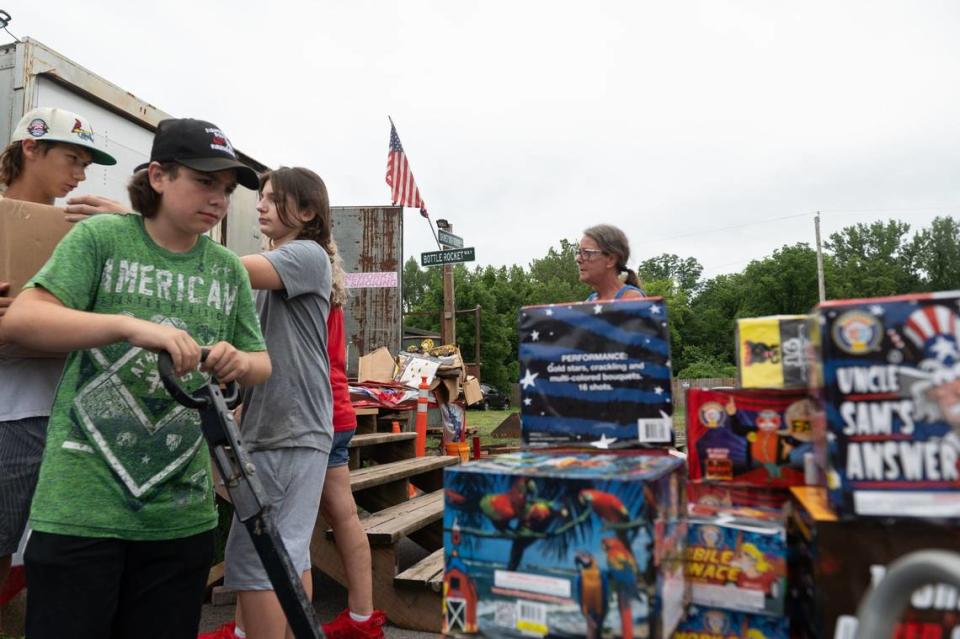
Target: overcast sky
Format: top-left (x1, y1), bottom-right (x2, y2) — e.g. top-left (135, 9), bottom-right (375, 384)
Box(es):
top-left (10, 1), bottom-right (960, 277)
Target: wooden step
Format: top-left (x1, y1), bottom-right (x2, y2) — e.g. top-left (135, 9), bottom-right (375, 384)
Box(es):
top-left (350, 456), bottom-right (458, 492)
top-left (349, 432), bottom-right (416, 447)
top-left (326, 490), bottom-right (444, 546)
top-left (394, 548), bottom-right (445, 592)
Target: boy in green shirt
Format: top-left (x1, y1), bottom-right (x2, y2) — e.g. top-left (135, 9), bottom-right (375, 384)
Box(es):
top-left (0, 118), bottom-right (271, 639)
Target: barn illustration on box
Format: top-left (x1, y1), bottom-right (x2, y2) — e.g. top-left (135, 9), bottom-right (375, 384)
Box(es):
top-left (442, 452), bottom-right (686, 638)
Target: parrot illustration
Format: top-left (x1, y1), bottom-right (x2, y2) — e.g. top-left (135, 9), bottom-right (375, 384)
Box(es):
top-left (478, 477), bottom-right (531, 531)
top-left (602, 536), bottom-right (640, 639)
top-left (507, 498), bottom-right (569, 570)
top-left (575, 550), bottom-right (609, 639)
top-left (579, 488), bottom-right (634, 546)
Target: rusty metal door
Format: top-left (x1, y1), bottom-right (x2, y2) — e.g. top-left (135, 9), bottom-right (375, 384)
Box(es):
top-left (331, 206), bottom-right (404, 378)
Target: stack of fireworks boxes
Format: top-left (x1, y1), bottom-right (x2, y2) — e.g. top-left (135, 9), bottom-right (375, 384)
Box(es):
top-left (790, 292), bottom-right (960, 638)
top-left (678, 315), bottom-right (810, 638)
top-left (442, 298), bottom-right (690, 637)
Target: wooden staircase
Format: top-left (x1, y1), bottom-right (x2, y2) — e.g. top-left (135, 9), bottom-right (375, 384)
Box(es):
top-left (310, 408), bottom-right (457, 632)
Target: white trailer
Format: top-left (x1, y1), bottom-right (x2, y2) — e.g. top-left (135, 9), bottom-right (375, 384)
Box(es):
top-left (0, 37), bottom-right (267, 256)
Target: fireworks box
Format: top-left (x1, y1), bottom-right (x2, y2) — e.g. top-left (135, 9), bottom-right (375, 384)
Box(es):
top-left (686, 388), bottom-right (814, 488)
top-left (685, 503), bottom-right (788, 617)
top-left (675, 605), bottom-right (789, 639)
top-left (736, 315), bottom-right (811, 390)
top-left (789, 487), bottom-right (960, 638)
top-left (442, 450), bottom-right (688, 637)
top-left (687, 480), bottom-right (790, 510)
top-left (812, 292), bottom-right (960, 518)
top-left (518, 298), bottom-right (674, 447)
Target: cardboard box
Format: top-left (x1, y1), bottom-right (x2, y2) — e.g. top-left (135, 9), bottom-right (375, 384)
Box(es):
top-left (443, 450), bottom-right (688, 637)
top-left (686, 388), bottom-right (814, 488)
top-left (811, 292), bottom-right (960, 518)
top-left (735, 315), bottom-right (811, 390)
top-left (357, 346), bottom-right (396, 383)
top-left (0, 198), bottom-right (71, 294)
top-left (685, 503), bottom-right (788, 616)
top-left (675, 605), bottom-right (789, 639)
top-left (518, 298), bottom-right (674, 447)
top-left (789, 486), bottom-right (960, 638)
top-left (463, 376), bottom-right (483, 406)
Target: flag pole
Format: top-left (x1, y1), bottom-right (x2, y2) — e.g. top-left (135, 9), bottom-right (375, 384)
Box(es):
top-left (387, 115), bottom-right (443, 250)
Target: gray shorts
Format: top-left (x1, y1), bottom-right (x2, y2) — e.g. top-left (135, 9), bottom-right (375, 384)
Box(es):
top-left (224, 447), bottom-right (328, 590)
top-left (0, 416), bottom-right (48, 556)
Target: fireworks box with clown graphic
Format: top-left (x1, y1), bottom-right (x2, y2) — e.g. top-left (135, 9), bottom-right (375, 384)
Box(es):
top-left (442, 450), bottom-right (688, 638)
top-left (812, 291), bottom-right (960, 518)
top-left (684, 503), bottom-right (788, 617)
top-left (686, 388), bottom-right (814, 488)
top-left (518, 298), bottom-right (673, 447)
top-left (675, 605), bottom-right (789, 639)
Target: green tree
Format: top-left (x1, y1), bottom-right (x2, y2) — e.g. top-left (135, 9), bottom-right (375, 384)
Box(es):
top-left (907, 216), bottom-right (960, 291)
top-left (637, 254), bottom-right (703, 293)
top-left (684, 272), bottom-right (746, 366)
top-left (825, 220), bottom-right (919, 297)
top-left (740, 244), bottom-right (822, 316)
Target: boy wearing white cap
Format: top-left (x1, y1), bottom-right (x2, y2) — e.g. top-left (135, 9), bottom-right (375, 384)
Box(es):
top-left (0, 107), bottom-right (117, 591)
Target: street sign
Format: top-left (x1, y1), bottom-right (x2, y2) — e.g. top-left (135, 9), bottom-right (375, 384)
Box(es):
top-left (437, 229), bottom-right (463, 249)
top-left (421, 247), bottom-right (476, 267)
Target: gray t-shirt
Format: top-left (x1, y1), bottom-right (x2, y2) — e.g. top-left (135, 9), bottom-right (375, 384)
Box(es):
top-left (241, 240), bottom-right (332, 453)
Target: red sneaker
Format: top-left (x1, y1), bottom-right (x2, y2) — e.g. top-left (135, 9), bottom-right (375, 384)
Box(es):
top-left (322, 609), bottom-right (387, 639)
top-left (198, 621), bottom-right (237, 639)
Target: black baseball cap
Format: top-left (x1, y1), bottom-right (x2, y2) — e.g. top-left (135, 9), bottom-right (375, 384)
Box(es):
top-left (134, 118), bottom-right (260, 190)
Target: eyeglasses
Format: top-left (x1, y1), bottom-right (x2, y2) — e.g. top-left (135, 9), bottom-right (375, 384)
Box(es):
top-left (575, 246), bottom-right (605, 260)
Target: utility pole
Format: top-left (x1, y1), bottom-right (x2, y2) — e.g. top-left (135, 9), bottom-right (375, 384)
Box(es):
top-left (815, 211), bottom-right (826, 303)
top-left (438, 221), bottom-right (456, 345)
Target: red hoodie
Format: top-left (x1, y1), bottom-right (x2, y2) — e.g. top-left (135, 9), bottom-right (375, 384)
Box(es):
top-left (328, 306), bottom-right (357, 432)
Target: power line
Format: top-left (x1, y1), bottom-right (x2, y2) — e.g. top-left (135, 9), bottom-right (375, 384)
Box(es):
top-left (634, 211), bottom-right (811, 246)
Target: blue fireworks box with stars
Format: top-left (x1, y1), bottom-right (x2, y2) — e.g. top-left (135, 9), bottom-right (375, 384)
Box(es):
top-left (518, 298), bottom-right (674, 448)
top-left (674, 605), bottom-right (789, 639)
top-left (812, 291), bottom-right (960, 519)
top-left (442, 450), bottom-right (688, 638)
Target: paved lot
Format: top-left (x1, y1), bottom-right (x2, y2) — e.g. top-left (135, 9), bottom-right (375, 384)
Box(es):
top-left (201, 540), bottom-right (442, 639)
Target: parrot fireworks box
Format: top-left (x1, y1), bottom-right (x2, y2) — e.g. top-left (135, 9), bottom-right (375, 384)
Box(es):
top-left (518, 298), bottom-right (673, 447)
top-left (812, 292), bottom-right (960, 518)
top-left (685, 504), bottom-right (788, 617)
top-left (686, 388), bottom-right (814, 488)
top-left (442, 451), bottom-right (688, 638)
top-left (789, 487), bottom-right (960, 638)
top-left (735, 315), bottom-right (811, 390)
top-left (675, 605), bottom-right (789, 639)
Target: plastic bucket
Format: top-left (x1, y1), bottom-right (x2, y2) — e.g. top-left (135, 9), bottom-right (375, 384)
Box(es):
top-left (444, 441), bottom-right (470, 462)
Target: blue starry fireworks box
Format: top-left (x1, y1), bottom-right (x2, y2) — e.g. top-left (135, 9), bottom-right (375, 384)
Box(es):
top-left (812, 292), bottom-right (960, 518)
top-left (442, 451), bottom-right (688, 638)
top-left (685, 503), bottom-right (788, 617)
top-left (518, 298), bottom-right (674, 447)
top-left (675, 605), bottom-right (789, 639)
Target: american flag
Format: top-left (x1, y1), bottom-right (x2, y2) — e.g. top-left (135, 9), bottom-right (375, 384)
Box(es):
top-left (386, 122), bottom-right (429, 218)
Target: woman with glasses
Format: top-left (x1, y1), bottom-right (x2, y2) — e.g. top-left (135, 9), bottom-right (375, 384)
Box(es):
top-left (575, 224), bottom-right (646, 301)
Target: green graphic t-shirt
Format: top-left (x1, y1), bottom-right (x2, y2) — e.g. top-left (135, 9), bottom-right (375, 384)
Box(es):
top-left (27, 214), bottom-right (266, 540)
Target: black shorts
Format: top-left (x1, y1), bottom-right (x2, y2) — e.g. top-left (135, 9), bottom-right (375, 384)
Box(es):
top-left (25, 529), bottom-right (215, 639)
